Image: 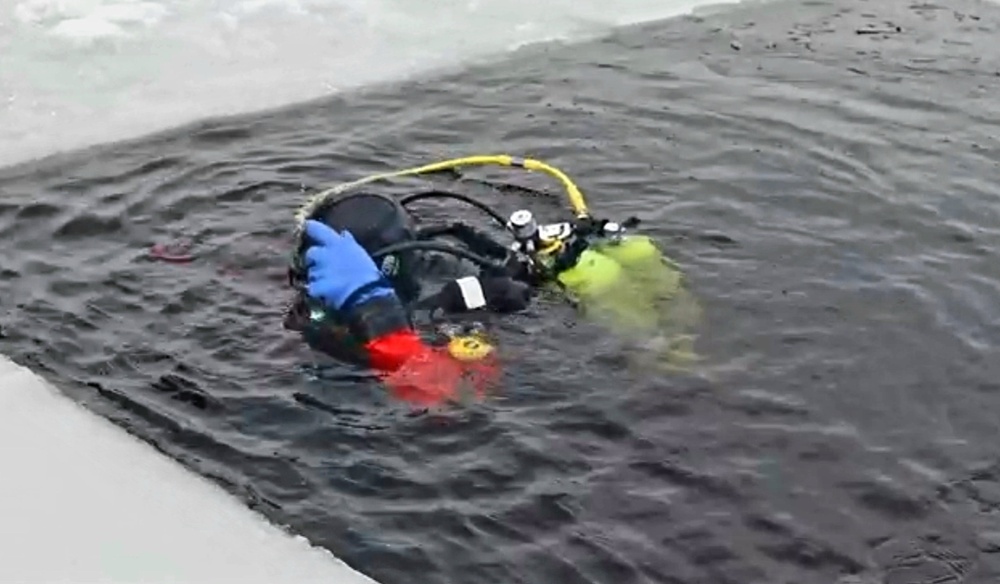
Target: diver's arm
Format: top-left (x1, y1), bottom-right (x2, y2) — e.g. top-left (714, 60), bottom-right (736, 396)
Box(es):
top-left (344, 291), bottom-right (498, 405)
top-left (299, 218), bottom-right (437, 372)
top-left (417, 275), bottom-right (533, 315)
top-left (340, 291), bottom-right (433, 372)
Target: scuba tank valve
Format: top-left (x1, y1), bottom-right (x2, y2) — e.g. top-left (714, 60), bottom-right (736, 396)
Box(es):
top-left (507, 209), bottom-right (539, 243)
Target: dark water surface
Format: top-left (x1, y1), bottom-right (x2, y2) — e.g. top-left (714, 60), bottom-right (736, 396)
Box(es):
top-left (3, 0), bottom-right (1000, 582)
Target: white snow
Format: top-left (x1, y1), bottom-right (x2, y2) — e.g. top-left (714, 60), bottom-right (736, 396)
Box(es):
top-left (0, 0), bottom-right (744, 168)
top-left (0, 356), bottom-right (378, 584)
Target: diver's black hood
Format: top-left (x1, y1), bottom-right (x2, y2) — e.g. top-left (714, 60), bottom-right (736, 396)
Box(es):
top-left (294, 191), bottom-right (422, 306)
top-left (314, 192), bottom-right (412, 255)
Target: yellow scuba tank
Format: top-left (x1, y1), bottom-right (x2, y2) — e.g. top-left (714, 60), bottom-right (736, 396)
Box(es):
top-left (595, 234), bottom-right (685, 301)
top-left (601, 235), bottom-right (701, 367)
top-left (595, 233), bottom-right (660, 265)
top-left (554, 233), bottom-right (700, 368)
top-left (555, 248), bottom-right (623, 299)
top-left (556, 234), bottom-right (673, 304)
top-left (554, 239), bottom-right (653, 333)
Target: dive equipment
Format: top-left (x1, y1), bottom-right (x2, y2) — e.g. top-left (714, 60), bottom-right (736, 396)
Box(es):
top-left (507, 209), bottom-right (539, 242)
top-left (292, 154), bottom-right (691, 343)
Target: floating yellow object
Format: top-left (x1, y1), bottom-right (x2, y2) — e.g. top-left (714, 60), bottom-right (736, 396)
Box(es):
top-left (447, 335), bottom-right (495, 362)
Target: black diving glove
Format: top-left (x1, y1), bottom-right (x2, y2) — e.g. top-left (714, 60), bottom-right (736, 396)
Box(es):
top-left (430, 275), bottom-right (532, 314)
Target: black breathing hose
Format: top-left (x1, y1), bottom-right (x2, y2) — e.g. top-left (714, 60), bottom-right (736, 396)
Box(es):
top-left (370, 240), bottom-right (507, 272)
top-left (399, 190), bottom-right (508, 226)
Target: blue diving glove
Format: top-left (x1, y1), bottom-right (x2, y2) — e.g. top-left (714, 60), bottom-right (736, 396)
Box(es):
top-left (303, 219), bottom-right (396, 312)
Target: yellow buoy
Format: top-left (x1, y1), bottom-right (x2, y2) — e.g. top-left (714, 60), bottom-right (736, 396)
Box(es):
top-left (447, 335), bottom-right (494, 362)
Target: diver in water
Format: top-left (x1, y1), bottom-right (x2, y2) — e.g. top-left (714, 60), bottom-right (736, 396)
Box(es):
top-left (283, 188), bottom-right (535, 404)
top-left (284, 155), bottom-right (699, 404)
